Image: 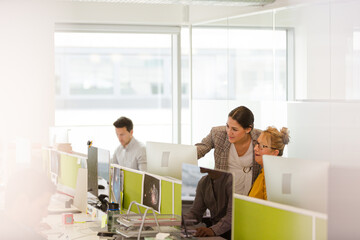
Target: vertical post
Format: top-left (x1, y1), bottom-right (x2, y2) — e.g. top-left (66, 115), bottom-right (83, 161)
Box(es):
top-left (172, 33), bottom-right (182, 144)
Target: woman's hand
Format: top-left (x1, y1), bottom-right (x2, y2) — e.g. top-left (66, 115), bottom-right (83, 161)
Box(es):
top-left (195, 227), bottom-right (215, 237)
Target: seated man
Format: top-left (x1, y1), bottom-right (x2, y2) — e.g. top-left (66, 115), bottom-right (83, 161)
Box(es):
top-left (183, 168), bottom-right (233, 240)
top-left (0, 168), bottom-right (56, 240)
top-left (112, 116), bottom-right (147, 171)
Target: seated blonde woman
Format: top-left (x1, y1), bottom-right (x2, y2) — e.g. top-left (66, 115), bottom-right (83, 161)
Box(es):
top-left (248, 126), bottom-right (290, 200)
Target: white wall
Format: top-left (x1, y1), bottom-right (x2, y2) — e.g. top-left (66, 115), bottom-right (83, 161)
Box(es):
top-left (53, 1), bottom-right (267, 26)
top-left (0, 0), bottom-right (55, 172)
top-left (54, 1), bottom-right (184, 25)
top-left (285, 0), bottom-right (360, 166)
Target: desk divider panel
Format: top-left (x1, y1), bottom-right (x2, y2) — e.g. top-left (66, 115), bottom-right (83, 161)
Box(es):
top-left (316, 218), bottom-right (327, 240)
top-left (41, 151), bottom-right (182, 216)
top-left (233, 194), bottom-right (327, 240)
top-left (160, 180), bottom-right (172, 214)
top-left (114, 165), bottom-right (181, 216)
top-left (42, 148), bottom-right (85, 189)
top-left (58, 154), bottom-right (81, 189)
top-left (122, 169), bottom-right (144, 213)
top-left (174, 183), bottom-right (181, 216)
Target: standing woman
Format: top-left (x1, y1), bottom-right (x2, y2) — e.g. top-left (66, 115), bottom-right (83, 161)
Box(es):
top-left (196, 106), bottom-right (262, 195)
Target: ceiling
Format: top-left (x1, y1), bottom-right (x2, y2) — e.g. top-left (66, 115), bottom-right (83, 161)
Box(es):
top-left (64, 0), bottom-right (276, 7)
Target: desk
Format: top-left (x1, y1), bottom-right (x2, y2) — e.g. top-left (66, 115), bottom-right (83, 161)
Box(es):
top-left (43, 190), bottom-right (224, 240)
top-left (43, 213), bottom-right (225, 240)
top-left (114, 236), bottom-right (225, 240)
top-left (43, 213), bottom-right (103, 240)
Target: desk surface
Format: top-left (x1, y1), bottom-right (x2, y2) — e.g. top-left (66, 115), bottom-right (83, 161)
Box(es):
top-left (43, 213), bottom-right (225, 240)
top-left (43, 213), bottom-right (102, 240)
top-left (44, 194), bottom-right (224, 240)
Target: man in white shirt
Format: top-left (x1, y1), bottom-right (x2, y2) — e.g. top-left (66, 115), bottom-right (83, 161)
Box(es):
top-left (112, 116), bottom-right (147, 171)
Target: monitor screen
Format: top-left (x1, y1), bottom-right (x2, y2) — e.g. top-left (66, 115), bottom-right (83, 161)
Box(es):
top-left (146, 141), bottom-right (198, 180)
top-left (110, 166), bottom-right (123, 204)
top-left (263, 155), bottom-right (329, 213)
top-left (181, 164), bottom-right (207, 202)
top-left (97, 148), bottom-right (110, 182)
top-left (87, 146), bottom-right (110, 197)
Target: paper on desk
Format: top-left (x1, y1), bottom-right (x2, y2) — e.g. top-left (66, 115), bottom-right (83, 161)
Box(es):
top-left (73, 214), bottom-right (95, 222)
top-left (156, 233), bottom-right (170, 239)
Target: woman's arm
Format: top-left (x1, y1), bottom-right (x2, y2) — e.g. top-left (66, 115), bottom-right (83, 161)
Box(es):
top-left (195, 128), bottom-right (216, 159)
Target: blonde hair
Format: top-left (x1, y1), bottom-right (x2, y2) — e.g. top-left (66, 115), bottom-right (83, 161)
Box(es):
top-left (262, 126), bottom-right (290, 156)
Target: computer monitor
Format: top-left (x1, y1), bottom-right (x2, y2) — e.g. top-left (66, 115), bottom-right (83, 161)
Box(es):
top-left (110, 166), bottom-right (123, 204)
top-left (87, 146), bottom-right (110, 197)
top-left (97, 148), bottom-right (111, 183)
top-left (181, 163), bottom-right (207, 202)
top-left (146, 141), bottom-right (198, 180)
top-left (263, 155), bottom-right (329, 213)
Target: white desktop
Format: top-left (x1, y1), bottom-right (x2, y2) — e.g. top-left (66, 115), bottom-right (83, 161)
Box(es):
top-left (146, 142), bottom-right (198, 180)
top-left (263, 155), bottom-right (329, 214)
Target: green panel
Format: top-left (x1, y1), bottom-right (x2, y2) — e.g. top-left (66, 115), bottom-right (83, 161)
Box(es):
top-left (160, 180), bottom-right (173, 214)
top-left (174, 183), bottom-right (182, 216)
top-left (316, 217), bottom-right (327, 240)
top-left (123, 170), bottom-right (143, 213)
top-left (58, 154), bottom-right (81, 189)
top-left (233, 198), bottom-right (313, 240)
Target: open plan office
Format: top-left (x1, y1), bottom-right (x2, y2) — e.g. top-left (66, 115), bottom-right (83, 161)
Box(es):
top-left (1, 0), bottom-right (360, 239)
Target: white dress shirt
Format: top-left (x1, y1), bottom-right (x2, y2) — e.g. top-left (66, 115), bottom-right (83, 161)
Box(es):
top-left (112, 137), bottom-right (147, 171)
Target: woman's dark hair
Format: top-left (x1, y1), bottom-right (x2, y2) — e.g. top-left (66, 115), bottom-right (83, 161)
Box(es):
top-left (228, 106), bottom-right (254, 130)
top-left (113, 116), bottom-right (133, 132)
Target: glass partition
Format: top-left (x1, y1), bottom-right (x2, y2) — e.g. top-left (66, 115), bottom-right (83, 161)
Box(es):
top-left (191, 11), bottom-right (289, 167)
top-left (190, 0), bottom-right (360, 167)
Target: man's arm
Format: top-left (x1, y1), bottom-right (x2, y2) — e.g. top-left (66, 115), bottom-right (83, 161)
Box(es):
top-left (137, 146), bottom-right (147, 171)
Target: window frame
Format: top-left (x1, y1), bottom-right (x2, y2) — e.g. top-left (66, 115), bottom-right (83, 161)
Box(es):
top-left (54, 23), bottom-right (183, 143)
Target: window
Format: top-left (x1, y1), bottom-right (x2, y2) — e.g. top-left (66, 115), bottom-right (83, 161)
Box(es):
top-left (191, 27), bottom-right (288, 101)
top-left (54, 25), bottom-right (184, 154)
